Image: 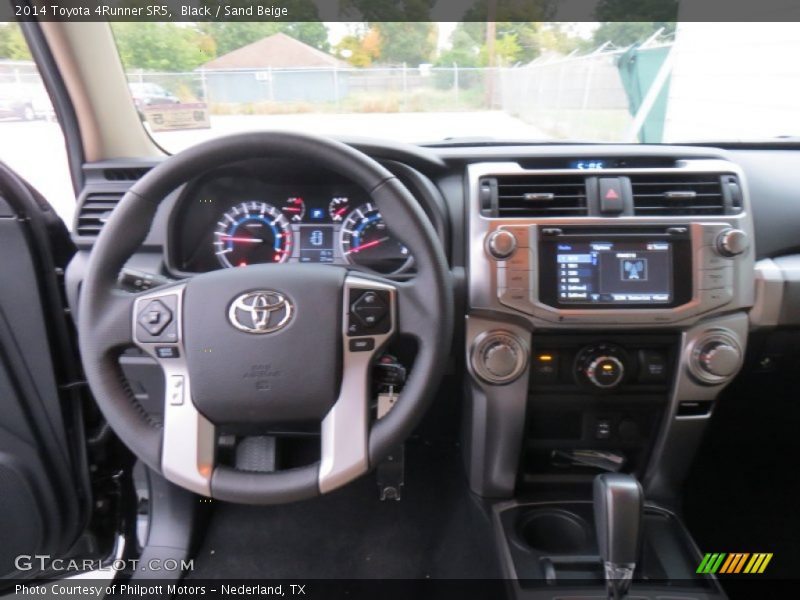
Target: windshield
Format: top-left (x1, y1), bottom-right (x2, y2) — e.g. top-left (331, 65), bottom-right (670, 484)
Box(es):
top-left (109, 21), bottom-right (800, 151)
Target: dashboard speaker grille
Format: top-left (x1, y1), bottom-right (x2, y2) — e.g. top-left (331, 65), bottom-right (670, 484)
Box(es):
top-left (631, 173), bottom-right (728, 216)
top-left (491, 174), bottom-right (588, 217)
top-left (75, 193), bottom-right (123, 237)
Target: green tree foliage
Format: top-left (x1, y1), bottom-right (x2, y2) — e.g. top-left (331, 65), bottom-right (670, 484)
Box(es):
top-left (197, 22), bottom-right (329, 56)
top-left (437, 22), bottom-right (584, 67)
top-left (0, 23), bottom-right (32, 60)
top-left (368, 22), bottom-right (437, 66)
top-left (111, 23), bottom-right (214, 71)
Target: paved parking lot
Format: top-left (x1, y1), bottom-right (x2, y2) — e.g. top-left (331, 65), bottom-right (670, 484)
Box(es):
top-left (0, 111), bottom-right (546, 228)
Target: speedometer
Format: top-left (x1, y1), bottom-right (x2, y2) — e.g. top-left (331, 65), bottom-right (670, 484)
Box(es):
top-left (213, 201), bottom-right (292, 268)
top-left (339, 202), bottom-right (411, 273)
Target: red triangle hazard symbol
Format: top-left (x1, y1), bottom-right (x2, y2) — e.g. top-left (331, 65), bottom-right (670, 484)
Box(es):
top-left (605, 188), bottom-right (619, 200)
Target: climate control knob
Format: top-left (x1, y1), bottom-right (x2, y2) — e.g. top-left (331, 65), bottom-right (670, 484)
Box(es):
top-left (471, 331), bottom-right (527, 384)
top-left (486, 229), bottom-right (517, 260)
top-left (698, 342), bottom-right (740, 377)
top-left (586, 356), bottom-right (625, 389)
top-left (574, 344), bottom-right (628, 390)
top-left (716, 228), bottom-right (749, 257)
top-left (689, 331), bottom-right (743, 384)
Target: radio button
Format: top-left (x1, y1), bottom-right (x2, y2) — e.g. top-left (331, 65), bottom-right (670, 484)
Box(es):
top-left (701, 224), bottom-right (730, 246)
top-left (486, 230), bottom-right (517, 259)
top-left (499, 249), bottom-right (530, 270)
top-left (697, 245), bottom-right (733, 268)
top-left (699, 267), bottom-right (733, 290)
top-left (498, 288), bottom-right (534, 313)
top-left (698, 287), bottom-right (733, 309)
top-left (499, 226), bottom-right (530, 247)
top-left (498, 268), bottom-right (530, 289)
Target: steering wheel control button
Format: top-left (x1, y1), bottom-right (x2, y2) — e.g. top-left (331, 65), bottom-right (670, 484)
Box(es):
top-left (135, 295), bottom-right (178, 343)
top-left (486, 229), bottom-right (517, 259)
top-left (156, 346), bottom-right (180, 359)
top-left (349, 338), bottom-right (375, 353)
top-left (348, 289), bottom-right (391, 336)
top-left (138, 299), bottom-right (172, 335)
top-left (471, 331), bottom-right (527, 385)
top-left (168, 375), bottom-right (185, 406)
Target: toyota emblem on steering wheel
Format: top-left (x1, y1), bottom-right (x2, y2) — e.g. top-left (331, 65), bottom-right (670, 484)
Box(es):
top-left (228, 291), bottom-right (294, 334)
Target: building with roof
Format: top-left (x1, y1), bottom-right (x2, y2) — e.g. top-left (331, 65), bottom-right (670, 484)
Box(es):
top-left (199, 32), bottom-right (349, 104)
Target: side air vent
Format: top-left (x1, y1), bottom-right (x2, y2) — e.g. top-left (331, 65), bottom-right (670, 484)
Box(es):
top-left (103, 167), bottom-right (151, 181)
top-left (631, 173), bottom-right (729, 216)
top-left (491, 175), bottom-right (588, 217)
top-left (75, 193), bottom-right (123, 237)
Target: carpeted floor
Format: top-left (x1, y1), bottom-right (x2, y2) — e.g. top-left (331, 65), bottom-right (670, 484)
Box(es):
top-left (186, 436), bottom-right (501, 580)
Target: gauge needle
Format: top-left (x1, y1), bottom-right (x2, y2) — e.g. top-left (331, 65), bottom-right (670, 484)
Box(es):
top-left (334, 207), bottom-right (348, 217)
top-left (283, 207), bottom-right (302, 213)
top-left (220, 236), bottom-right (263, 244)
top-left (346, 236), bottom-right (389, 254)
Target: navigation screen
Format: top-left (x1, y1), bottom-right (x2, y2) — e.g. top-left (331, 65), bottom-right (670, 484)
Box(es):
top-left (555, 240), bottom-right (673, 305)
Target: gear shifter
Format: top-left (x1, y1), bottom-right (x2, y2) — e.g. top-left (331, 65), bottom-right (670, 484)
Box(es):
top-left (594, 473), bottom-right (643, 600)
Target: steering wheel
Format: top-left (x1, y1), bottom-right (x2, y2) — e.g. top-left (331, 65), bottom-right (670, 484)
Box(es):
top-left (78, 132), bottom-right (453, 504)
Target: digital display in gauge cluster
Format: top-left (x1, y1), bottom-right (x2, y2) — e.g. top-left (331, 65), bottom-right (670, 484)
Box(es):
top-left (207, 188), bottom-right (411, 274)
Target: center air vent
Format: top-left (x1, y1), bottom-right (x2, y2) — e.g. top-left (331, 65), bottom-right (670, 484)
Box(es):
top-left (631, 173), bottom-right (731, 216)
top-left (488, 174), bottom-right (588, 217)
top-left (75, 193), bottom-right (123, 237)
top-left (103, 167), bottom-right (151, 181)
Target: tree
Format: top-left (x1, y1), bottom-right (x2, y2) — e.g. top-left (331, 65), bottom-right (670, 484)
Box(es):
top-left (111, 23), bottom-right (212, 71)
top-left (0, 23), bottom-right (32, 60)
top-left (197, 22), bottom-right (329, 56)
top-left (368, 22), bottom-right (437, 66)
top-left (335, 28), bottom-right (381, 67)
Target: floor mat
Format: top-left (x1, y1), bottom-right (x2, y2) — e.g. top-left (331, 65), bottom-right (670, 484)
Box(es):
top-left (187, 437), bottom-right (501, 579)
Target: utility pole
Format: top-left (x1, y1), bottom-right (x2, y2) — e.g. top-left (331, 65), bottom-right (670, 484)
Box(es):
top-left (485, 1), bottom-right (497, 108)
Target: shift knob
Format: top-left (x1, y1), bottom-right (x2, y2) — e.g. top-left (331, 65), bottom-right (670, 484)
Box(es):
top-left (594, 473), bottom-right (643, 600)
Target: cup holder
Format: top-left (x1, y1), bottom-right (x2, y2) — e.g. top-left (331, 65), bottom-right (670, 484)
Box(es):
top-left (516, 508), bottom-right (593, 555)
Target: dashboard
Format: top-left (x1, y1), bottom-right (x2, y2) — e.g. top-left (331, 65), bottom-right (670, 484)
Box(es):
top-left (168, 164), bottom-right (412, 275)
top-left (67, 141), bottom-right (800, 506)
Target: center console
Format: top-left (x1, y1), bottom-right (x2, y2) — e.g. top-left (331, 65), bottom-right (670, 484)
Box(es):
top-left (462, 153), bottom-right (755, 598)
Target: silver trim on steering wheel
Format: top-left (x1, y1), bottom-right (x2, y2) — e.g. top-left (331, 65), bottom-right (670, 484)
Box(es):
top-left (133, 284), bottom-right (216, 496)
top-left (318, 275), bottom-right (396, 493)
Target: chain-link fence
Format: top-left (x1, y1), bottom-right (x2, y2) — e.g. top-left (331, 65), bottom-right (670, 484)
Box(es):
top-left (499, 49), bottom-right (635, 141)
top-left (0, 60), bottom-right (54, 120)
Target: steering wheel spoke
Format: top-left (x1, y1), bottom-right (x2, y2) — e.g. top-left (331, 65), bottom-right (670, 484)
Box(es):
top-left (319, 274), bottom-right (397, 493)
top-left (132, 283), bottom-right (216, 496)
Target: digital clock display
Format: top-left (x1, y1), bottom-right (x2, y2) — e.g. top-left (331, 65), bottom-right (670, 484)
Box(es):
top-left (571, 160), bottom-right (606, 170)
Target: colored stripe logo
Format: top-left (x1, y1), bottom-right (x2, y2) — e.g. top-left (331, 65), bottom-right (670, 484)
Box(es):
top-left (697, 553), bottom-right (773, 574)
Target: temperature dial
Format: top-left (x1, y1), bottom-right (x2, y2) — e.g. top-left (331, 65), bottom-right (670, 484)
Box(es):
top-left (574, 344), bottom-right (628, 390)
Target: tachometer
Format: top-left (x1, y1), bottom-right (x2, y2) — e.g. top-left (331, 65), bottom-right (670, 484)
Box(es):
top-left (281, 196), bottom-right (305, 222)
top-left (329, 196), bottom-right (350, 222)
top-left (213, 202), bottom-right (292, 268)
top-left (339, 202), bottom-right (411, 273)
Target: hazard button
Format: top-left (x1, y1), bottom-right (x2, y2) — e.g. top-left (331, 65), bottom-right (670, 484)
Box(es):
top-left (599, 177), bottom-right (625, 214)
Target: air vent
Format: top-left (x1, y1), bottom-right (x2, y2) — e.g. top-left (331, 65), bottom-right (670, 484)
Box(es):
top-left (631, 173), bottom-right (728, 216)
top-left (103, 167), bottom-right (150, 181)
top-left (491, 175), bottom-right (588, 217)
top-left (76, 193), bottom-right (123, 237)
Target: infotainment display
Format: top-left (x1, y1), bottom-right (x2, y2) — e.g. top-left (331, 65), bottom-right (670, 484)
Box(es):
top-left (554, 241), bottom-right (673, 305)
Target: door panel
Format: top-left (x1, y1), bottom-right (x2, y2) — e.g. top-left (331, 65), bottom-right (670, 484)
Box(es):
top-left (0, 166), bottom-right (89, 579)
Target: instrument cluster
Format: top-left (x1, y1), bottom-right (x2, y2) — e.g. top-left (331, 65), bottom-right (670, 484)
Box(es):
top-left (169, 171), bottom-right (412, 275)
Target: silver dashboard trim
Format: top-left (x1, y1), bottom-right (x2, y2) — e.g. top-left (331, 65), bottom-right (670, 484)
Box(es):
top-left (467, 159), bottom-right (756, 328)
